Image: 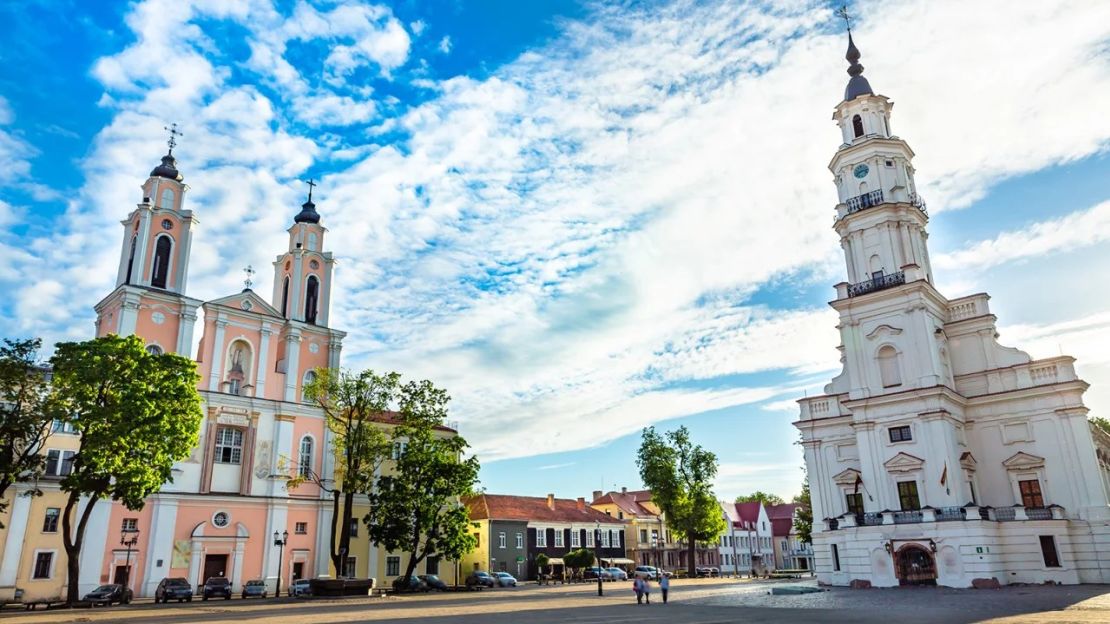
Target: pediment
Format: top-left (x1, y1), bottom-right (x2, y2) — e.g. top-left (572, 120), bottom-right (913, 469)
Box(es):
top-left (883, 452), bottom-right (925, 473)
top-left (866, 324), bottom-right (904, 340)
top-left (206, 290), bottom-right (283, 318)
top-left (833, 468), bottom-right (862, 486)
top-left (1002, 451), bottom-right (1045, 471)
top-left (959, 451), bottom-right (977, 471)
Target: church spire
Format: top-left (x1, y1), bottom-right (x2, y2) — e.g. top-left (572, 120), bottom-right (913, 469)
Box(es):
top-left (150, 123), bottom-right (184, 181)
top-left (836, 6), bottom-right (874, 102)
top-left (293, 178), bottom-right (321, 224)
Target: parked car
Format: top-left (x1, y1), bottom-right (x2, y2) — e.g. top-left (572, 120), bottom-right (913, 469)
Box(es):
top-left (289, 578), bottom-right (313, 597)
top-left (418, 574), bottom-right (448, 591)
top-left (154, 577), bottom-right (193, 603)
top-left (696, 566), bottom-right (720, 578)
top-left (465, 570), bottom-right (496, 589)
top-left (202, 577), bottom-right (232, 600)
top-left (392, 576), bottom-right (430, 592)
top-left (494, 572), bottom-right (518, 587)
top-left (83, 584), bottom-right (132, 606)
top-left (605, 567), bottom-right (629, 581)
top-left (241, 579), bottom-right (268, 599)
top-left (583, 567), bottom-right (613, 581)
top-left (633, 566), bottom-right (659, 580)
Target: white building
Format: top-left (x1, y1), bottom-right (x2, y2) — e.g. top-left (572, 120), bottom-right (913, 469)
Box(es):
top-left (795, 34), bottom-right (1110, 588)
top-left (718, 502), bottom-right (775, 576)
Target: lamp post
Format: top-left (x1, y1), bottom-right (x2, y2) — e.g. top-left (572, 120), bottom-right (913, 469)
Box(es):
top-left (120, 529), bottom-right (139, 596)
top-left (273, 530), bottom-right (288, 598)
top-left (594, 522), bottom-right (603, 597)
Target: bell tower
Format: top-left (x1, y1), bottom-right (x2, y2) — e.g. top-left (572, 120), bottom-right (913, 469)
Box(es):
top-left (271, 180), bottom-right (335, 327)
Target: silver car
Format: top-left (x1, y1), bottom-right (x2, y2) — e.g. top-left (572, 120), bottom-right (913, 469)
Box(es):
top-left (606, 567), bottom-right (628, 581)
top-left (494, 572), bottom-right (518, 587)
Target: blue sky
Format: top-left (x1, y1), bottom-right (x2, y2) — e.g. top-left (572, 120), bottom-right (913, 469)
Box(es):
top-left (2, 0), bottom-right (1109, 502)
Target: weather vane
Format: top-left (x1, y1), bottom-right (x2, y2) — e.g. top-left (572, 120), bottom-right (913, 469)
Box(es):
top-left (164, 122), bottom-right (183, 154)
top-left (304, 178), bottom-right (317, 203)
top-left (835, 5), bottom-right (852, 33)
top-left (243, 265), bottom-right (255, 290)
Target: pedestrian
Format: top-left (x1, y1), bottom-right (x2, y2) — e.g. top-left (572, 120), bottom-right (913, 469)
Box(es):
top-left (642, 576), bottom-right (652, 604)
top-left (632, 577), bottom-right (643, 604)
top-left (660, 573), bottom-right (670, 604)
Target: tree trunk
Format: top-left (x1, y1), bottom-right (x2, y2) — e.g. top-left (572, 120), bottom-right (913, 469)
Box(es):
top-left (401, 524), bottom-right (425, 582)
top-left (687, 538), bottom-right (697, 577)
top-left (328, 490), bottom-right (341, 573)
top-left (62, 491), bottom-right (98, 605)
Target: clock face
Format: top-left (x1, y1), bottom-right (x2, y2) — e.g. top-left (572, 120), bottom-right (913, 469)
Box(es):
top-left (853, 164), bottom-right (870, 179)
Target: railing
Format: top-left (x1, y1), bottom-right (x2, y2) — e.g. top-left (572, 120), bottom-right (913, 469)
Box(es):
top-left (861, 512), bottom-right (883, 526)
top-left (847, 271), bottom-right (905, 297)
top-left (935, 506), bottom-right (966, 522)
top-left (892, 510), bottom-right (922, 524)
top-left (990, 507), bottom-right (1016, 521)
top-left (846, 189), bottom-right (884, 214)
top-left (910, 193), bottom-right (928, 216)
top-left (1025, 507), bottom-right (1052, 521)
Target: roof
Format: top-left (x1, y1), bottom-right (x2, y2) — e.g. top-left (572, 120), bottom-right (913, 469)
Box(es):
top-left (735, 502), bottom-right (762, 524)
top-left (770, 518), bottom-right (794, 537)
top-left (467, 494), bottom-right (626, 524)
top-left (765, 503), bottom-right (797, 520)
top-left (365, 410), bottom-right (456, 433)
top-left (590, 489), bottom-right (657, 518)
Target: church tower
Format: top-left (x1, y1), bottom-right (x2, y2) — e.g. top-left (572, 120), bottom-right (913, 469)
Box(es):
top-left (94, 125), bottom-right (201, 356)
top-left (271, 182), bottom-right (335, 328)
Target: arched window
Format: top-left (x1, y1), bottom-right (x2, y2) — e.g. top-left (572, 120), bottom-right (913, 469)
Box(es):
top-left (280, 276), bottom-right (290, 317)
top-left (878, 346), bottom-right (902, 388)
top-left (869, 254), bottom-right (884, 279)
top-left (151, 235), bottom-right (172, 289)
top-left (302, 370), bottom-right (316, 404)
top-left (224, 340), bottom-right (253, 396)
top-left (307, 233), bottom-right (318, 251)
top-left (125, 235), bottom-right (137, 284)
top-left (304, 276), bottom-right (319, 324)
top-left (160, 188), bottom-right (174, 209)
top-left (298, 436), bottom-right (313, 477)
top-left (146, 344), bottom-right (163, 356)
top-left (852, 114), bottom-right (864, 138)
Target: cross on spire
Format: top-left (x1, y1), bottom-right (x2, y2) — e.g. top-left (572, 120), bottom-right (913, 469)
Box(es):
top-left (164, 122), bottom-right (183, 154)
top-left (304, 178), bottom-right (317, 203)
top-left (835, 5), bottom-right (852, 33)
top-left (243, 264), bottom-right (256, 290)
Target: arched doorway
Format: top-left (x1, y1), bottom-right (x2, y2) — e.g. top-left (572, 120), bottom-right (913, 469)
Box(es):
top-left (895, 544), bottom-right (936, 586)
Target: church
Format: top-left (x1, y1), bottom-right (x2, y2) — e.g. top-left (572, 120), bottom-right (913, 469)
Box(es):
top-left (795, 34), bottom-right (1110, 587)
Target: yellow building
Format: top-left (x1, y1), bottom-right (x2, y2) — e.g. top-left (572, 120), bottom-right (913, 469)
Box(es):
top-left (591, 488), bottom-right (678, 570)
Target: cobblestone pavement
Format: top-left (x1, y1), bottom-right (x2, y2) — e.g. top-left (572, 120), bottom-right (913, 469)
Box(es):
top-left (1, 578), bottom-right (1107, 623)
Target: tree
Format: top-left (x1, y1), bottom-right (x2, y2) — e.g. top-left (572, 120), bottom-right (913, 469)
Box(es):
top-left (636, 426), bottom-right (726, 577)
top-left (735, 491), bottom-right (784, 506)
top-left (563, 548), bottom-right (595, 580)
top-left (1092, 416), bottom-right (1110, 436)
top-left (0, 338), bottom-right (57, 528)
top-left (535, 553), bottom-right (550, 578)
top-left (297, 368), bottom-right (395, 576)
top-left (793, 475), bottom-right (812, 544)
top-left (364, 379), bottom-right (480, 584)
top-left (49, 335), bottom-right (202, 604)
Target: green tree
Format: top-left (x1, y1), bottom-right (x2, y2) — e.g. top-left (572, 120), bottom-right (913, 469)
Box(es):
top-left (793, 475), bottom-right (812, 544)
top-left (563, 548), bottom-right (595, 580)
top-left (535, 553), bottom-right (550, 578)
top-left (364, 379), bottom-right (480, 584)
top-left (735, 491), bottom-right (785, 506)
top-left (50, 335), bottom-right (202, 604)
top-left (1092, 416), bottom-right (1110, 436)
top-left (636, 426), bottom-right (726, 577)
top-left (296, 368), bottom-right (394, 576)
top-left (0, 338), bottom-right (57, 528)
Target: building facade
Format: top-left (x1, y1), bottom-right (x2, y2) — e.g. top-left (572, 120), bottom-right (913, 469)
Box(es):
top-left (767, 503), bottom-right (813, 571)
top-left (591, 488), bottom-right (718, 572)
top-left (795, 34), bottom-right (1110, 588)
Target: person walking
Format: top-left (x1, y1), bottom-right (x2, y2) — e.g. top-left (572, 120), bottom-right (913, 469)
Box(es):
top-left (632, 577), bottom-right (644, 604)
top-left (642, 576), bottom-right (653, 604)
top-left (659, 573), bottom-right (670, 604)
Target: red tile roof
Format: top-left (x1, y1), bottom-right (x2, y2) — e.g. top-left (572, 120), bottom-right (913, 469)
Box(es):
top-left (466, 494), bottom-right (626, 524)
top-left (765, 503), bottom-right (798, 520)
top-left (591, 489), bottom-right (657, 517)
top-left (735, 501), bottom-right (762, 524)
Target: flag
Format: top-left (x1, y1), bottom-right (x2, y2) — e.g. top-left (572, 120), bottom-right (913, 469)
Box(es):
top-left (853, 473), bottom-right (863, 495)
top-left (940, 463), bottom-right (948, 487)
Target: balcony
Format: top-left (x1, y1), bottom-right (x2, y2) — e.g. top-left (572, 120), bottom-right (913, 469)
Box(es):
top-left (847, 271), bottom-right (905, 297)
top-left (845, 189), bottom-right (884, 214)
top-left (823, 505), bottom-right (1064, 531)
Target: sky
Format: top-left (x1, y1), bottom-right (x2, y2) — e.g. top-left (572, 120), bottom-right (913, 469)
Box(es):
top-left (1, 0), bottom-right (1109, 503)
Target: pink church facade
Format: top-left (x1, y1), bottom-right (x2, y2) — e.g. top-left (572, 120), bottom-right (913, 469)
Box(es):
top-left (82, 146), bottom-right (346, 597)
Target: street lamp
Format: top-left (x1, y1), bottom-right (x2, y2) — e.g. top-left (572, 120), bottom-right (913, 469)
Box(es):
top-left (594, 522), bottom-right (603, 597)
top-left (120, 529), bottom-right (139, 596)
top-left (273, 530), bottom-right (289, 598)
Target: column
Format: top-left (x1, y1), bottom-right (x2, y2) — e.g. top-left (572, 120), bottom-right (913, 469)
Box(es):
top-left (231, 540), bottom-right (246, 592)
top-left (175, 222), bottom-right (194, 293)
top-left (77, 497), bottom-right (112, 594)
top-left (255, 324), bottom-right (272, 398)
top-left (320, 260), bottom-right (334, 327)
top-left (328, 337), bottom-right (343, 371)
top-left (118, 292), bottom-right (141, 337)
top-left (132, 207), bottom-right (152, 287)
top-left (207, 318), bottom-right (227, 392)
top-left (176, 305), bottom-right (198, 357)
top-left (315, 503), bottom-right (332, 578)
top-left (141, 497), bottom-right (179, 597)
top-left (0, 491), bottom-right (32, 587)
top-left (290, 250), bottom-right (304, 322)
top-left (188, 540), bottom-right (202, 586)
top-left (283, 332), bottom-right (302, 402)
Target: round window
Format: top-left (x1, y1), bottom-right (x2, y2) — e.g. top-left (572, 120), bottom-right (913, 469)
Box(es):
top-left (212, 511), bottom-right (230, 528)
top-left (309, 259), bottom-right (320, 270)
top-left (161, 219), bottom-right (174, 230)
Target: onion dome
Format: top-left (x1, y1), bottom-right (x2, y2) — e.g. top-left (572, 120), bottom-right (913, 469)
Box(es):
top-left (150, 152), bottom-right (183, 181)
top-left (294, 199), bottom-right (320, 224)
top-left (843, 33), bottom-right (874, 102)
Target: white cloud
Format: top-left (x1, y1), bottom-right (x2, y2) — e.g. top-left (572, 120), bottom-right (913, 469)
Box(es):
top-left (438, 35), bottom-right (452, 54)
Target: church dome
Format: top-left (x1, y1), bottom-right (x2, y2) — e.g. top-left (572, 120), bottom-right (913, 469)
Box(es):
top-left (150, 152), bottom-right (183, 182)
top-left (294, 199), bottom-right (320, 224)
top-left (843, 33), bottom-right (874, 102)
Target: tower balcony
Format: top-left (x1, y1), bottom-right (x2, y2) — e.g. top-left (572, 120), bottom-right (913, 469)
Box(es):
top-left (838, 190), bottom-right (928, 220)
top-left (847, 270), bottom-right (905, 297)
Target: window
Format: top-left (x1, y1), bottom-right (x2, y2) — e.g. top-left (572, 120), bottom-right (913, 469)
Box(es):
top-left (343, 556), bottom-right (357, 578)
top-left (885, 159), bottom-right (894, 167)
top-left (45, 450), bottom-right (75, 476)
top-left (1019, 479), bottom-right (1045, 508)
top-left (280, 277), bottom-right (290, 317)
top-left (585, 530), bottom-right (594, 547)
top-left (846, 492), bottom-right (864, 516)
top-left (878, 346), bottom-right (902, 388)
top-left (852, 114), bottom-right (864, 138)
top-left (308, 233), bottom-right (318, 251)
top-left (570, 530), bottom-right (580, 548)
top-left (386, 556), bottom-right (400, 576)
top-left (536, 528), bottom-right (546, 548)
top-left (302, 371), bottom-right (317, 404)
top-left (426, 556), bottom-right (439, 575)
top-left (888, 425), bottom-right (912, 443)
top-left (515, 532), bottom-right (523, 549)
top-left (305, 276), bottom-right (320, 324)
top-left (554, 529), bottom-right (564, 548)
top-left (499, 561), bottom-right (507, 572)
top-left (151, 235), bottom-right (172, 289)
top-left (214, 427), bottom-right (243, 464)
top-left (474, 533), bottom-right (480, 548)
top-left (600, 530), bottom-right (610, 548)
top-left (618, 511), bottom-right (624, 519)
top-left (122, 517), bottom-right (138, 532)
top-left (298, 437), bottom-right (313, 477)
top-left (32, 552), bottom-right (53, 579)
top-left (1039, 536), bottom-right (1060, 568)
top-left (498, 532), bottom-right (506, 549)
top-left (610, 529), bottom-right (620, 547)
top-left (348, 518), bottom-right (359, 537)
top-left (42, 508), bottom-right (60, 533)
top-left (897, 480), bottom-right (921, 511)
top-left (125, 235), bottom-right (137, 284)
top-left (160, 188), bottom-right (174, 208)
top-left (831, 544), bottom-right (841, 571)
top-left (51, 419), bottom-right (76, 434)
top-left (640, 529), bottom-right (648, 543)
top-left (146, 344), bottom-right (163, 356)
top-left (295, 522), bottom-right (308, 535)
top-left (392, 442), bottom-right (407, 461)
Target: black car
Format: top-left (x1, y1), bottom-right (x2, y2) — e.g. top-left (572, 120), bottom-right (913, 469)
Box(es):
top-left (154, 577), bottom-right (193, 603)
top-left (202, 576), bottom-right (232, 600)
top-left (465, 571), bottom-right (495, 589)
top-left (392, 575), bottom-right (429, 593)
top-left (418, 574), bottom-right (448, 591)
top-left (83, 584), bottom-right (132, 606)
top-left (241, 579), bottom-right (268, 599)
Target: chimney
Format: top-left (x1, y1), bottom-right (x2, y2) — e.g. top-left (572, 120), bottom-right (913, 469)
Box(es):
top-left (546, 493), bottom-right (556, 510)
top-left (621, 486), bottom-right (627, 495)
top-left (576, 497), bottom-right (585, 511)
top-left (592, 490), bottom-right (602, 502)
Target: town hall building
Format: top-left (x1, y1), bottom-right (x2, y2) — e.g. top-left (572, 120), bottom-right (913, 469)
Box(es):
top-left (795, 34), bottom-right (1110, 587)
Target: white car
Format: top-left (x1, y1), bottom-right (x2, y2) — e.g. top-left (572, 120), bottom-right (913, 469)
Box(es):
top-left (633, 566), bottom-right (659, 580)
top-left (494, 572), bottom-right (518, 587)
top-left (289, 579), bottom-right (312, 597)
top-left (606, 567), bottom-right (629, 581)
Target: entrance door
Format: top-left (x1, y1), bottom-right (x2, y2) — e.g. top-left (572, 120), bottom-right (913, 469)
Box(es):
top-left (203, 554), bottom-right (228, 582)
top-left (896, 546), bottom-right (936, 586)
top-left (113, 564), bottom-right (131, 586)
top-left (292, 562), bottom-right (304, 581)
